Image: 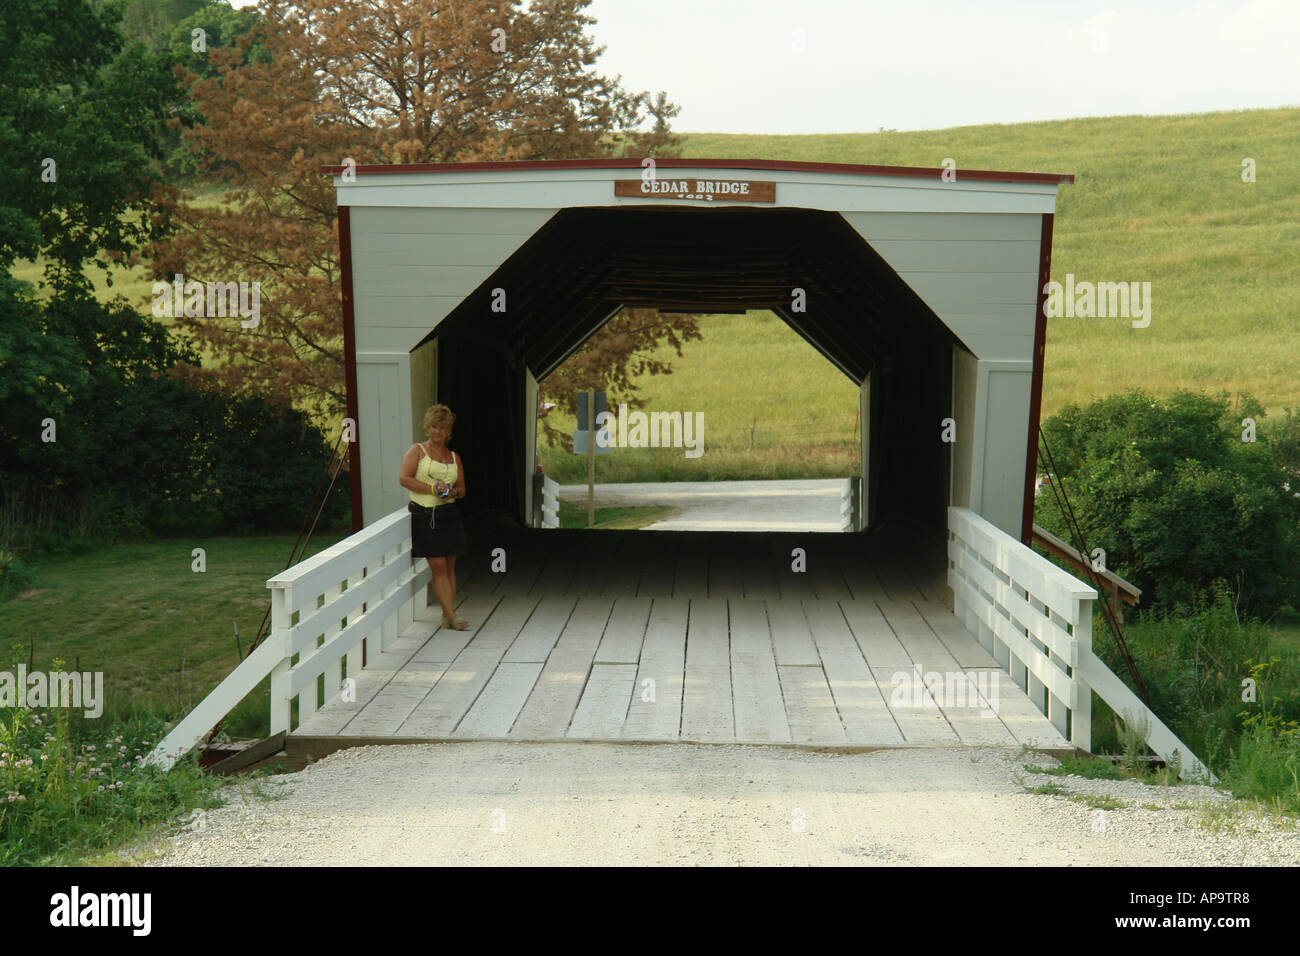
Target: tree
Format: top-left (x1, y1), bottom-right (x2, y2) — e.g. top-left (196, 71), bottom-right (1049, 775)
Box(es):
top-left (148, 0), bottom-right (689, 424)
top-left (0, 0), bottom-right (176, 290)
top-left (538, 309), bottom-right (703, 453)
top-left (1037, 390), bottom-right (1300, 620)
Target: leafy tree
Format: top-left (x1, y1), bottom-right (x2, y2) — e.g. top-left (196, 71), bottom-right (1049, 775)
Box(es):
top-left (538, 309), bottom-right (703, 453)
top-left (210, 396), bottom-right (348, 532)
top-left (1037, 390), bottom-right (1300, 620)
top-left (0, 0), bottom-right (176, 291)
top-left (147, 0), bottom-right (689, 423)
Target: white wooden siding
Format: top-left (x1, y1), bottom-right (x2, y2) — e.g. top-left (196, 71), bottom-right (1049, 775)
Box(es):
top-left (841, 211), bottom-right (1042, 364)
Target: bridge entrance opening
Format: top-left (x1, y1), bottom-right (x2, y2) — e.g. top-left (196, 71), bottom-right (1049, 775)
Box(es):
top-left (423, 205), bottom-right (968, 549)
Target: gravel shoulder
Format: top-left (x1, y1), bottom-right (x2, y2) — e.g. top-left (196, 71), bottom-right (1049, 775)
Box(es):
top-left (121, 743), bottom-right (1300, 867)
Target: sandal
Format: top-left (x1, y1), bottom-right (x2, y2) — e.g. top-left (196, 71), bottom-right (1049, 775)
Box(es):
top-left (441, 615), bottom-right (470, 631)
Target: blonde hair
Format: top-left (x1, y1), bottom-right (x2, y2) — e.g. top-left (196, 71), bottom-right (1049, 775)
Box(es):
top-left (422, 404), bottom-right (455, 437)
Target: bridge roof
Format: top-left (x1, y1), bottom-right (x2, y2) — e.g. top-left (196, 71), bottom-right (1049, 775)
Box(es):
top-left (321, 157), bottom-right (1074, 186)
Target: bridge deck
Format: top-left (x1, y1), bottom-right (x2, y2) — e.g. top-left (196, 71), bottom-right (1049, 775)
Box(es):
top-left (292, 526), bottom-right (1070, 751)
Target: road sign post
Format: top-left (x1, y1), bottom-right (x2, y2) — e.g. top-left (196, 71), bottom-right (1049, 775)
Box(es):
top-left (573, 391), bottom-right (608, 528)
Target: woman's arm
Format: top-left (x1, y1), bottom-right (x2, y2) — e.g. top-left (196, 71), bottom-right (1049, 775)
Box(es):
top-left (397, 444), bottom-right (439, 495)
top-left (453, 452), bottom-right (467, 499)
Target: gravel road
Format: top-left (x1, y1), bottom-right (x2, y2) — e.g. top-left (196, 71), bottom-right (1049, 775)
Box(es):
top-left (133, 743), bottom-right (1300, 866)
top-left (559, 478), bottom-right (849, 531)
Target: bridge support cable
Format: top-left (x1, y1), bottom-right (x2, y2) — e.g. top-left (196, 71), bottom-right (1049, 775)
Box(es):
top-left (1036, 427), bottom-right (1151, 708)
top-left (197, 432), bottom-right (351, 759)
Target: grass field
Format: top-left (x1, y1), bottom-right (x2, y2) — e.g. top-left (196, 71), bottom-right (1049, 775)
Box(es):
top-left (0, 530), bottom-right (348, 734)
top-left (678, 108), bottom-right (1300, 422)
top-left (539, 310), bottom-right (862, 481)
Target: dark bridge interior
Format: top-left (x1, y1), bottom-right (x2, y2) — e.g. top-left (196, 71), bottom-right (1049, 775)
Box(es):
top-left (423, 206), bottom-right (966, 539)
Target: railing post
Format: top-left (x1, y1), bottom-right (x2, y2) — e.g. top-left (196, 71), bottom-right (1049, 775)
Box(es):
top-left (268, 585), bottom-right (293, 735)
top-left (1071, 594), bottom-right (1093, 752)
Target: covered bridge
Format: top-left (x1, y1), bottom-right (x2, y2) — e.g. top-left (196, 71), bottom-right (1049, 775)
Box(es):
top-left (148, 159), bottom-right (1208, 780)
top-left (334, 157), bottom-right (1066, 541)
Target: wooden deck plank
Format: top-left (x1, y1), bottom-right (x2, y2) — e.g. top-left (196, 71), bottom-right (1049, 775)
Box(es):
top-left (914, 599), bottom-right (1000, 669)
top-left (868, 665), bottom-right (961, 745)
top-left (594, 597), bottom-right (651, 664)
top-left (454, 662), bottom-right (545, 737)
top-left (509, 597), bottom-right (614, 738)
top-left (567, 663), bottom-right (638, 738)
top-left (623, 598), bottom-right (688, 740)
top-left (672, 537), bottom-right (710, 598)
top-left (409, 594), bottom-right (502, 663)
top-left (529, 543), bottom-right (580, 596)
top-left (777, 664), bottom-right (846, 745)
top-left (338, 663), bottom-right (451, 737)
top-left (635, 533), bottom-right (678, 598)
top-left (469, 595), bottom-right (541, 652)
top-left (768, 534), bottom-right (816, 598)
top-left (396, 647), bottom-right (509, 736)
top-left (839, 599), bottom-right (914, 670)
top-left (740, 533), bottom-right (780, 600)
top-left (728, 599), bottom-right (791, 743)
top-left (873, 569), bottom-right (920, 602)
top-left (680, 597), bottom-right (733, 741)
top-left (837, 543), bottom-right (889, 601)
top-left (708, 534), bottom-right (746, 597)
top-left (295, 636), bottom-right (430, 736)
top-left (876, 599), bottom-right (963, 674)
top-left (600, 533), bottom-right (651, 599)
top-left (802, 600), bottom-right (903, 745)
top-left (806, 540), bottom-right (853, 601)
top-left (490, 544), bottom-right (546, 596)
top-left (502, 595), bottom-right (576, 663)
top-left (766, 599), bottom-right (820, 666)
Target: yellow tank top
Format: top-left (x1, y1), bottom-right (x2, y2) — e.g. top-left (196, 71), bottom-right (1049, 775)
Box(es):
top-left (411, 444), bottom-right (458, 507)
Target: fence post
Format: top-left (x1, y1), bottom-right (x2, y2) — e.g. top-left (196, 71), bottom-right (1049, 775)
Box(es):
top-left (1071, 594), bottom-right (1093, 752)
top-left (268, 585), bottom-right (293, 735)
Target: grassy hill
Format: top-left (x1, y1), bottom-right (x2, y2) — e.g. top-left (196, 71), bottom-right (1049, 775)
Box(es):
top-left (678, 108), bottom-right (1300, 422)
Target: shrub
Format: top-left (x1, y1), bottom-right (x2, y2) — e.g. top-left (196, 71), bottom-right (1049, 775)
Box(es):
top-left (210, 396), bottom-right (349, 533)
top-left (1038, 390), bottom-right (1300, 619)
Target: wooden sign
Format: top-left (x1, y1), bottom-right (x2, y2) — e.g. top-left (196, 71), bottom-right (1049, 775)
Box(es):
top-left (615, 179), bottom-right (775, 203)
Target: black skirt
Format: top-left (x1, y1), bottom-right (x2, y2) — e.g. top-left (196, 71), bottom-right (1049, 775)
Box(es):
top-left (409, 501), bottom-right (467, 558)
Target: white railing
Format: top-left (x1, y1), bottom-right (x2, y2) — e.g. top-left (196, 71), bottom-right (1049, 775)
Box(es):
top-left (146, 507), bottom-right (429, 770)
top-left (541, 475), bottom-right (559, 528)
top-left (947, 506), bottom-right (1211, 781)
top-left (840, 477), bottom-right (859, 531)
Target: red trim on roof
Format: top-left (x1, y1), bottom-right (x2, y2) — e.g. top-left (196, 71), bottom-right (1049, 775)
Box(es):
top-left (337, 205), bottom-right (364, 535)
top-left (320, 157), bottom-right (1074, 185)
top-left (1021, 212), bottom-right (1054, 545)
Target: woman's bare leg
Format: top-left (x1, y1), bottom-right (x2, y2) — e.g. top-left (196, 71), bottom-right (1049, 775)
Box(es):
top-left (447, 555), bottom-right (458, 611)
top-left (428, 557), bottom-right (455, 622)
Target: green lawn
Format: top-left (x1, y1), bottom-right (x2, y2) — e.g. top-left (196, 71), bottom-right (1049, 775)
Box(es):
top-left (0, 530), bottom-right (347, 730)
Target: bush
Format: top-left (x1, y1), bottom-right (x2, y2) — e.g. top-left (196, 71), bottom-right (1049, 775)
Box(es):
top-left (1038, 390), bottom-right (1300, 619)
top-left (1091, 587), bottom-right (1300, 781)
top-left (0, 549), bottom-right (36, 599)
top-left (211, 397), bottom-right (349, 533)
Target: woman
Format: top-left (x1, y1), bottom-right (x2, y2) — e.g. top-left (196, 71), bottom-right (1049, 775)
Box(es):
top-left (398, 404), bottom-right (470, 630)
